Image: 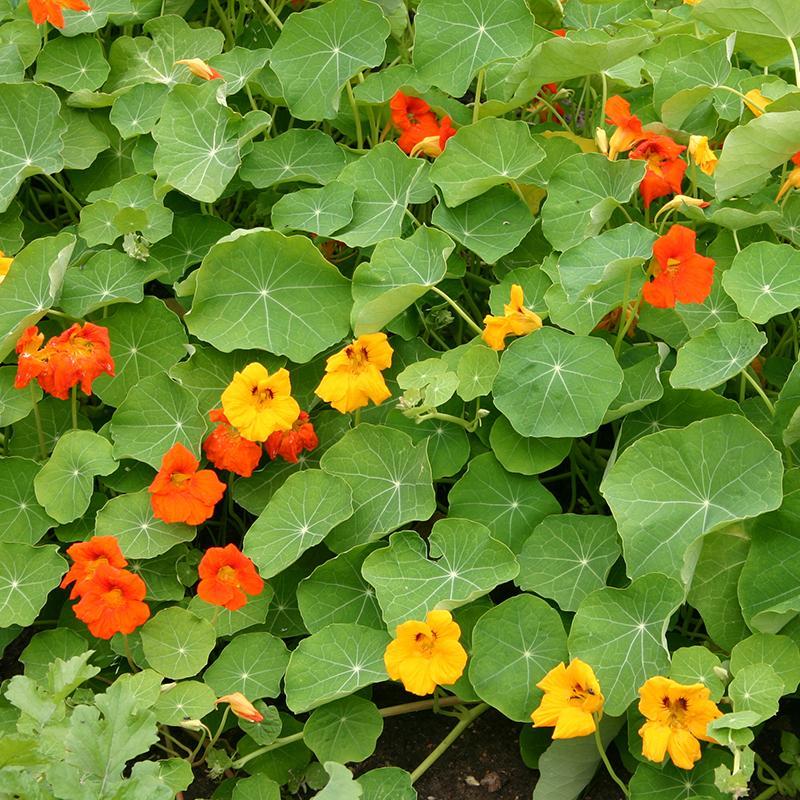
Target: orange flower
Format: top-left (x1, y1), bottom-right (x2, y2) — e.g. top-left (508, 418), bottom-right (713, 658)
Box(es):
top-left (643, 224), bottom-right (715, 309)
top-left (60, 536), bottom-right (127, 599)
top-left (14, 322), bottom-right (114, 400)
top-left (315, 333), bottom-right (393, 413)
top-left (482, 284), bottom-right (543, 351)
top-left (390, 91), bottom-right (455, 158)
top-left (743, 89), bottom-right (771, 117)
top-left (630, 134), bottom-right (687, 209)
top-left (776, 151), bottom-right (800, 202)
top-left (203, 409), bottom-right (263, 478)
top-left (605, 96), bottom-right (646, 160)
top-left (148, 443), bottom-right (226, 525)
top-left (27, 0), bottom-right (89, 27)
top-left (0, 250), bottom-right (13, 285)
top-left (197, 544), bottom-right (264, 611)
top-left (72, 564), bottom-right (150, 640)
top-left (265, 410), bottom-right (319, 464)
top-left (687, 135), bottom-right (718, 176)
top-left (175, 58), bottom-right (223, 80)
top-left (216, 692), bottom-right (264, 722)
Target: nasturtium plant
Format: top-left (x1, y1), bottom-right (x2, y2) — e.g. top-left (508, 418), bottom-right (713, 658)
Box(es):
top-left (3, 0), bottom-right (800, 797)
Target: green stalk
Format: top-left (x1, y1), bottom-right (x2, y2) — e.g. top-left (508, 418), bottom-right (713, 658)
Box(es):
top-left (592, 718), bottom-right (630, 798)
top-left (429, 286), bottom-right (483, 337)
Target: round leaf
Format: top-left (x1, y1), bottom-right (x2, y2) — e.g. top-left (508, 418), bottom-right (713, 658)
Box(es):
top-left (489, 415), bottom-right (571, 476)
top-left (154, 680), bottom-right (216, 725)
top-left (35, 35), bottom-right (110, 92)
top-left (140, 607), bottom-right (216, 679)
top-left (0, 457), bottom-right (54, 545)
top-left (0, 543), bottom-right (66, 629)
top-left (303, 696), bottom-right (383, 764)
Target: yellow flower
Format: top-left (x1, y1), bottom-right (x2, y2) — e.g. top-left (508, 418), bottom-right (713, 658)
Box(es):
top-left (683, 0), bottom-right (701, 5)
top-left (384, 610), bottom-right (467, 696)
top-left (175, 58), bottom-right (222, 81)
top-left (744, 89), bottom-right (771, 117)
top-left (481, 284), bottom-right (543, 351)
top-left (638, 676), bottom-right (722, 770)
top-left (777, 152), bottom-right (800, 201)
top-left (531, 659), bottom-right (604, 739)
top-left (0, 250), bottom-right (12, 285)
top-left (221, 363), bottom-right (299, 442)
top-left (315, 333), bottom-right (393, 414)
top-left (687, 135), bottom-right (718, 176)
top-left (215, 692), bottom-right (264, 722)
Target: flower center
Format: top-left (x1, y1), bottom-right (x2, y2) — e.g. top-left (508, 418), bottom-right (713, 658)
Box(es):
top-left (345, 345), bottom-right (369, 372)
top-left (414, 631), bottom-right (437, 656)
top-left (665, 256), bottom-right (682, 276)
top-left (661, 695), bottom-right (689, 727)
top-left (103, 587), bottom-right (125, 608)
top-left (171, 471), bottom-right (191, 486)
top-left (217, 565), bottom-right (239, 586)
top-left (251, 379), bottom-right (275, 408)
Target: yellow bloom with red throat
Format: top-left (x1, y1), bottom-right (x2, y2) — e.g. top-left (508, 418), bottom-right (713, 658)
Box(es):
top-left (531, 659), bottom-right (604, 739)
top-left (175, 58), bottom-right (223, 81)
top-left (688, 135), bottom-right (718, 176)
top-left (638, 676), bottom-right (722, 770)
top-left (384, 610), bottom-right (467, 696)
top-left (744, 89), bottom-right (771, 117)
top-left (221, 363), bottom-right (300, 442)
top-left (315, 333), bottom-right (393, 413)
top-left (482, 284), bottom-right (542, 351)
top-left (0, 251), bottom-right (12, 284)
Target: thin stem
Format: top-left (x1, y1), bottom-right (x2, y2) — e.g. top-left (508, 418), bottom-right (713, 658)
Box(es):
top-left (209, 0), bottom-right (235, 47)
top-left (787, 36), bottom-right (800, 87)
top-left (30, 384), bottom-right (47, 461)
top-left (232, 731), bottom-right (306, 769)
top-left (412, 410), bottom-right (481, 431)
top-left (257, 0), bottom-right (283, 29)
top-left (753, 787), bottom-right (778, 800)
top-left (472, 69), bottom-right (485, 124)
top-left (122, 634), bottom-right (136, 671)
top-left (613, 268), bottom-right (634, 358)
top-left (42, 174), bottom-right (82, 215)
top-left (430, 286), bottom-right (483, 336)
top-left (345, 81), bottom-right (363, 150)
top-left (742, 368), bottom-right (775, 414)
top-left (379, 696), bottom-right (469, 718)
top-left (600, 71), bottom-right (608, 127)
top-left (410, 703), bottom-right (489, 784)
top-left (202, 705), bottom-right (230, 761)
top-left (70, 385), bottom-right (78, 430)
top-left (353, 407), bottom-right (362, 426)
top-left (592, 719), bottom-right (630, 798)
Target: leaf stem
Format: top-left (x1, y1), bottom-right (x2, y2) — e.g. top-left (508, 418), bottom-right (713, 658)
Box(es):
top-left (592, 718), bottom-right (630, 798)
top-left (30, 384), bottom-right (47, 461)
top-left (473, 69), bottom-right (485, 124)
top-left (430, 286), bottom-right (483, 337)
top-left (410, 702), bottom-right (489, 784)
top-left (257, 0), bottom-right (283, 29)
top-left (345, 80), bottom-right (363, 150)
top-left (742, 368), bottom-right (775, 414)
top-left (232, 731), bottom-right (306, 768)
top-left (70, 385), bottom-right (78, 431)
top-left (787, 35), bottom-right (800, 87)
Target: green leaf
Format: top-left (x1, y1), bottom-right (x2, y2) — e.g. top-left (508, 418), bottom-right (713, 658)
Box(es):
top-left (432, 185), bottom-right (534, 264)
top-left (153, 82), bottom-right (269, 202)
top-left (569, 574), bottom-right (684, 716)
top-left (722, 241), bottom-right (800, 323)
top-left (493, 326), bottom-right (624, 438)
top-left (454, 342), bottom-right (499, 401)
top-left (35, 35), bottom-right (110, 92)
top-left (186, 229), bottom-right (351, 362)
top-left (693, 0), bottom-right (800, 39)
top-left (335, 142), bottom-right (434, 248)
top-left (284, 623), bottom-right (390, 713)
top-left (516, 515), bottom-right (620, 612)
top-left (233, 774), bottom-right (282, 800)
top-left (109, 83), bottom-right (168, 139)
top-left (715, 111), bottom-right (800, 200)
top-left (207, 46), bottom-right (270, 96)
top-left (602, 415), bottom-right (783, 583)
top-left (629, 750), bottom-right (729, 800)
top-left (361, 519), bottom-right (519, 628)
top-left (447, 452), bottom-right (560, 553)
top-left (605, 343), bottom-right (665, 422)
top-left (20, 628), bottom-right (89, 682)
top-left (240, 129), bottom-right (346, 189)
top-left (413, 0), bottom-right (534, 97)
top-left (319, 424), bottom-right (435, 553)
top-left (489, 417), bottom-right (567, 479)
top-left (669, 646), bottom-right (725, 702)
top-left (0, 233), bottom-right (74, 361)
top-left (669, 320), bottom-right (766, 390)
top-left (271, 182), bottom-right (355, 237)
top-left (203, 632), bottom-right (290, 699)
top-left (0, 457), bottom-right (54, 545)
top-left (0, 83), bottom-right (66, 213)
top-left (269, 0), bottom-right (389, 120)
top-left (94, 489), bottom-right (194, 558)
top-left (303, 696), bottom-right (383, 763)
top-left (351, 226), bottom-right (454, 337)
top-left (0, 543), bottom-right (65, 629)
top-left (0, 365), bottom-right (38, 426)
top-left (33, 431), bottom-right (117, 525)
top-left (154, 681), bottom-right (216, 725)
top-left (93, 297), bottom-right (188, 407)
top-left (357, 768), bottom-right (415, 800)
top-left (59, 251), bottom-right (165, 318)
top-left (140, 607), bottom-right (216, 679)
top-left (687, 526), bottom-right (751, 652)
top-left (730, 633), bottom-right (800, 694)
top-left (297, 543), bottom-right (385, 633)
top-left (469, 594), bottom-right (567, 722)
top-left (541, 153), bottom-right (645, 251)
top-left (729, 663), bottom-right (783, 722)
top-left (315, 762), bottom-right (363, 800)
top-left (188, 587), bottom-right (274, 637)
top-left (110, 373), bottom-right (206, 468)
top-left (243, 470), bottom-right (353, 579)
top-left (430, 118), bottom-right (545, 207)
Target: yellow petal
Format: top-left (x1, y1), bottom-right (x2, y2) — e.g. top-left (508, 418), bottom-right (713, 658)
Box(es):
top-left (667, 728), bottom-right (702, 770)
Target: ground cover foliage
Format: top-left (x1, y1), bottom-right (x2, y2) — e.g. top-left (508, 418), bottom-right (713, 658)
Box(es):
top-left (2, 0), bottom-right (800, 797)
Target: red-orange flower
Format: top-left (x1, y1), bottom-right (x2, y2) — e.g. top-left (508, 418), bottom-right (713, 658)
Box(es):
top-left (148, 443), bottom-right (226, 525)
top-left (203, 409), bottom-right (263, 478)
top-left (776, 151), bottom-right (800, 201)
top-left (643, 225), bottom-right (715, 309)
top-left (390, 91), bottom-right (455, 158)
top-left (605, 96), bottom-right (646, 160)
top-left (60, 536), bottom-right (128, 599)
top-left (28, 0), bottom-right (89, 27)
top-left (216, 693), bottom-right (264, 722)
top-left (265, 410), bottom-right (318, 464)
top-left (630, 134), bottom-right (687, 208)
top-left (72, 564), bottom-right (150, 640)
top-left (14, 322), bottom-right (114, 400)
top-left (197, 544), bottom-right (264, 611)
